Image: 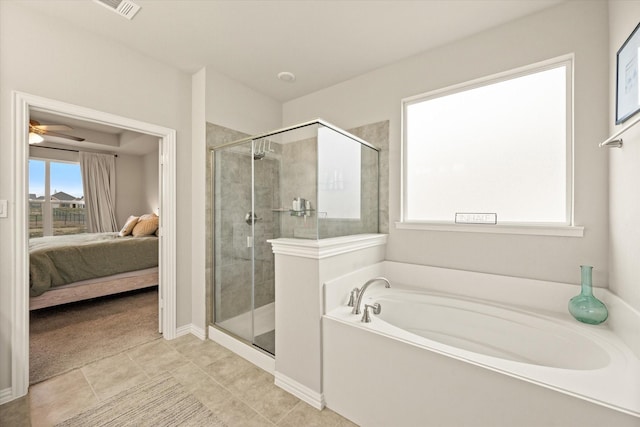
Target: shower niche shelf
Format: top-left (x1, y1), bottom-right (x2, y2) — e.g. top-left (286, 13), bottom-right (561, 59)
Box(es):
top-left (271, 207), bottom-right (315, 217)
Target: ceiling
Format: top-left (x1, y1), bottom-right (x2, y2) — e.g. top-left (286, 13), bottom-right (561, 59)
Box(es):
top-left (16, 0), bottom-right (564, 102)
top-left (30, 110), bottom-right (158, 156)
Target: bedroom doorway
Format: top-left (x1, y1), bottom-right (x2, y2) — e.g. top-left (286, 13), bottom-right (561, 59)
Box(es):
top-left (12, 91), bottom-right (177, 398)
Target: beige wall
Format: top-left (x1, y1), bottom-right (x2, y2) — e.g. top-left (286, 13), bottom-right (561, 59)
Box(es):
top-left (0, 1), bottom-right (192, 391)
top-left (205, 69), bottom-right (282, 137)
top-left (283, 1), bottom-right (610, 288)
top-left (117, 132), bottom-right (160, 225)
top-left (143, 149), bottom-right (160, 216)
top-left (115, 154), bottom-right (149, 226)
top-left (608, 1), bottom-right (640, 311)
top-left (115, 155), bottom-right (145, 227)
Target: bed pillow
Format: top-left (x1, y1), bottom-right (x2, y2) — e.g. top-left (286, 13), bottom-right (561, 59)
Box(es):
top-left (118, 215), bottom-right (139, 237)
top-left (132, 213), bottom-right (159, 237)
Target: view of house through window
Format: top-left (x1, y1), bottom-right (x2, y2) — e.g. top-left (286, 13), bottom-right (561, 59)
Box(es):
top-left (29, 159), bottom-right (86, 237)
top-left (403, 58), bottom-right (572, 225)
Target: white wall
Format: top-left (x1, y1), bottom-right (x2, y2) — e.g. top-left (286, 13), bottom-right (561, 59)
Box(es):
top-left (205, 69), bottom-right (282, 136)
top-left (143, 149), bottom-right (160, 215)
top-left (608, 1), bottom-right (640, 311)
top-left (0, 1), bottom-right (192, 391)
top-left (191, 68), bottom-right (207, 336)
top-left (117, 131), bottom-right (160, 224)
top-left (116, 149), bottom-right (160, 226)
top-left (283, 0), bottom-right (610, 288)
top-left (116, 154), bottom-right (147, 226)
top-left (29, 146), bottom-right (78, 164)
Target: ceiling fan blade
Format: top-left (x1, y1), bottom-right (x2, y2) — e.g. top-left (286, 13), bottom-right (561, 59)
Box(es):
top-left (36, 124), bottom-right (73, 131)
top-left (41, 129), bottom-right (85, 142)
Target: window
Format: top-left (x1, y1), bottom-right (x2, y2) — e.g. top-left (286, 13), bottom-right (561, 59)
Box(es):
top-left (402, 57), bottom-right (572, 228)
top-left (29, 159), bottom-right (86, 237)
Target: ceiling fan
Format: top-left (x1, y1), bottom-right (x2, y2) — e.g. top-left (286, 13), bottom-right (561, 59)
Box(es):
top-left (29, 119), bottom-right (85, 143)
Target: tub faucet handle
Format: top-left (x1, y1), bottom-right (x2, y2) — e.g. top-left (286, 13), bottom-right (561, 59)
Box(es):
top-left (361, 303), bottom-right (381, 323)
top-left (352, 277), bottom-right (390, 314)
top-left (347, 288), bottom-right (360, 307)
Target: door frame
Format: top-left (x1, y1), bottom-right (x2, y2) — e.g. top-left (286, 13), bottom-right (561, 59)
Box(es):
top-left (11, 91), bottom-right (177, 399)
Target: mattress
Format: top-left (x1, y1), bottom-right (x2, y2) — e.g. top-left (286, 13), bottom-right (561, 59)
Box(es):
top-left (29, 232), bottom-right (159, 297)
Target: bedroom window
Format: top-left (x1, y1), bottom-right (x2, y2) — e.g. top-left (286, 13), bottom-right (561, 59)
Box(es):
top-left (401, 56), bottom-right (573, 230)
top-left (29, 159), bottom-right (86, 237)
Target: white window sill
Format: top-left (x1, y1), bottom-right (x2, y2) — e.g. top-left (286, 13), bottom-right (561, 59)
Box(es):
top-left (395, 222), bottom-right (584, 237)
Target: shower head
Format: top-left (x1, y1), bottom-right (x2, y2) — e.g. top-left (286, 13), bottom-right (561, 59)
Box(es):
top-left (253, 138), bottom-right (267, 160)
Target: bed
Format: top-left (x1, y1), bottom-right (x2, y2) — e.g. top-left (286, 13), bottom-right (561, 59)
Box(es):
top-left (29, 232), bottom-right (159, 310)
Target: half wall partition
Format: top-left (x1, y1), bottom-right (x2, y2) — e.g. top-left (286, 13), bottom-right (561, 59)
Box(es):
top-left (211, 120), bottom-right (379, 356)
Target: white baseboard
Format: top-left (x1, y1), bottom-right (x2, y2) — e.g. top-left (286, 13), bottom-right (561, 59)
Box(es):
top-left (208, 325), bottom-right (275, 374)
top-left (175, 323), bottom-right (206, 340)
top-left (274, 371), bottom-right (325, 410)
top-left (0, 387), bottom-right (15, 405)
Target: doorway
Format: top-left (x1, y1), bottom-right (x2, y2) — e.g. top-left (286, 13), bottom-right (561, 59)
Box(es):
top-left (11, 91), bottom-right (177, 398)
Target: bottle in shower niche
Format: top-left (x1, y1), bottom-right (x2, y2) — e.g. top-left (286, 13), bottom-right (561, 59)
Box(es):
top-left (568, 265), bottom-right (608, 325)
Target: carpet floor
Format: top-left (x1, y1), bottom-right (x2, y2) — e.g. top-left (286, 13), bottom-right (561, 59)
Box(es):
top-left (30, 287), bottom-right (161, 385)
top-left (55, 373), bottom-right (225, 427)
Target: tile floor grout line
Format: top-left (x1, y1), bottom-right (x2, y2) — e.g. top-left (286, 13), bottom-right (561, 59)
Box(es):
top-left (189, 360), bottom-right (241, 398)
top-left (190, 336), bottom-right (336, 426)
top-left (274, 399), bottom-right (302, 425)
top-left (177, 339), bottom-right (291, 425)
top-left (163, 338), bottom-right (286, 424)
top-left (125, 349), bottom-right (153, 381)
top-left (79, 367), bottom-right (101, 402)
top-left (258, 412), bottom-right (278, 426)
top-left (185, 350), bottom-right (286, 423)
top-left (171, 358), bottom-right (272, 424)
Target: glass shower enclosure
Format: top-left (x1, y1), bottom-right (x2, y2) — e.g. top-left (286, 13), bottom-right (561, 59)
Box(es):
top-left (211, 120), bottom-right (379, 356)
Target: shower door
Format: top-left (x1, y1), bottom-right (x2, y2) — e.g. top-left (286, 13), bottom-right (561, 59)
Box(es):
top-left (251, 138), bottom-right (278, 355)
top-left (213, 139), bottom-right (277, 355)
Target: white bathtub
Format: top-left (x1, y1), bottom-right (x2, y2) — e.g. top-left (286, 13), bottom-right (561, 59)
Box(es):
top-left (322, 262), bottom-right (640, 427)
top-left (373, 289), bottom-right (613, 370)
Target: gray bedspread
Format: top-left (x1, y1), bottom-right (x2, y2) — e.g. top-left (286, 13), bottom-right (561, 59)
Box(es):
top-left (29, 232), bottom-right (158, 297)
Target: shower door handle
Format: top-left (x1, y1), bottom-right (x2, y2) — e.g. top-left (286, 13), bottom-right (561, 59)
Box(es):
top-left (245, 211), bottom-right (262, 225)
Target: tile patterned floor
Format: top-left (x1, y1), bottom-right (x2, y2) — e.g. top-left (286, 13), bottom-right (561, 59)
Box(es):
top-left (0, 334), bottom-right (358, 427)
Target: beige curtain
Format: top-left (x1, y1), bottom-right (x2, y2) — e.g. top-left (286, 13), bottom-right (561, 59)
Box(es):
top-left (79, 152), bottom-right (118, 233)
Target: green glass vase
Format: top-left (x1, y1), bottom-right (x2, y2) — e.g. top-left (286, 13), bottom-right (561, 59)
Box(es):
top-left (568, 265), bottom-right (608, 325)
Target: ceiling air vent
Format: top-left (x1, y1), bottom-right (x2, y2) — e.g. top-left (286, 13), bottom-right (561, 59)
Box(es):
top-left (93, 0), bottom-right (141, 20)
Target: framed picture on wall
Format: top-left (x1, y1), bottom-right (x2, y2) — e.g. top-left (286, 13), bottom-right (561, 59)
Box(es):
top-left (616, 22), bottom-right (640, 124)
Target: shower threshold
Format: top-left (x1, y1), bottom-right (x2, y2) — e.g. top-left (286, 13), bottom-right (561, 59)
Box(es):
top-left (254, 330), bottom-right (275, 355)
top-left (216, 302), bottom-right (275, 355)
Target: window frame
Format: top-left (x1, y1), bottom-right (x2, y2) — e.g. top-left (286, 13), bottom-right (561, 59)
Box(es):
top-left (29, 156), bottom-right (85, 237)
top-left (399, 54), bottom-right (582, 237)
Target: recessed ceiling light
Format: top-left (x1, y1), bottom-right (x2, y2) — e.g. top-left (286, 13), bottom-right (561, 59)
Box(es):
top-left (277, 72), bottom-right (296, 83)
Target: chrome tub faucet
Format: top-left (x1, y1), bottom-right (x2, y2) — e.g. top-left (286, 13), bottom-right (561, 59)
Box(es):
top-left (349, 277), bottom-right (390, 315)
